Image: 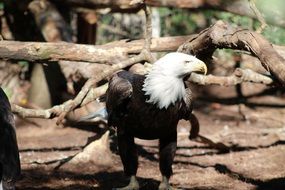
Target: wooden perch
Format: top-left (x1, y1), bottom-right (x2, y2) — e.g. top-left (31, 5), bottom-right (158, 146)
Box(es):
top-left (189, 68), bottom-right (273, 86)
top-left (9, 20), bottom-right (282, 119)
top-left (54, 3), bottom-right (155, 124)
top-left (12, 67), bottom-right (274, 119)
top-left (12, 4), bottom-right (155, 121)
top-left (55, 50), bottom-right (152, 124)
top-left (178, 20), bottom-right (285, 85)
top-left (0, 36), bottom-right (189, 64)
top-left (13, 84), bottom-right (108, 119)
top-left (1, 36), bottom-right (285, 64)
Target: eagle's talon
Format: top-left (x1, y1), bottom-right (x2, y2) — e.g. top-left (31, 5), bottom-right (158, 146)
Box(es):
top-left (113, 176), bottom-right (139, 190)
top-left (158, 176), bottom-right (178, 190)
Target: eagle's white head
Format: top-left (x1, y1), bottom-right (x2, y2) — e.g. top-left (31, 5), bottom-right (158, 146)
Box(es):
top-left (142, 52), bottom-right (207, 109)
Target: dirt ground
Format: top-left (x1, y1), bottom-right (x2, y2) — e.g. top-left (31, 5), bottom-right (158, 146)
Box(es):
top-left (15, 84), bottom-right (285, 190)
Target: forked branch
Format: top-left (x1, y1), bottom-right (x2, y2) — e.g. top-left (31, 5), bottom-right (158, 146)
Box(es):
top-left (13, 1), bottom-right (155, 122)
top-left (178, 20), bottom-right (285, 85)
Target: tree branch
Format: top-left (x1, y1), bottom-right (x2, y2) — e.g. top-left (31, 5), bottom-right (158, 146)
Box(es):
top-left (11, 21), bottom-right (283, 119)
top-left (12, 67), bottom-right (274, 119)
top-left (189, 68), bottom-right (273, 86)
top-left (248, 0), bottom-right (267, 33)
top-left (55, 51), bottom-right (150, 124)
top-left (178, 20), bottom-right (285, 85)
top-left (0, 35), bottom-right (190, 64)
top-left (1, 35), bottom-right (285, 65)
top-left (55, 1), bottom-right (155, 124)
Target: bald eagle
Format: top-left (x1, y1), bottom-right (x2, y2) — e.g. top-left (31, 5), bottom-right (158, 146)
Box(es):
top-left (82, 52), bottom-right (207, 190)
top-left (0, 88), bottom-right (21, 190)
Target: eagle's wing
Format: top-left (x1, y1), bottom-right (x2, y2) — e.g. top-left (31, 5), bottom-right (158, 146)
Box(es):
top-left (0, 88), bottom-right (21, 189)
top-left (180, 88), bottom-right (199, 139)
top-left (180, 87), bottom-right (193, 118)
top-left (106, 72), bottom-right (133, 126)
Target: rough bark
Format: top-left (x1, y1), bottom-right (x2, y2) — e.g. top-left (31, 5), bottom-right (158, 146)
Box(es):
top-left (0, 36), bottom-right (190, 63)
top-left (189, 68), bottom-right (273, 86)
top-left (1, 35), bottom-right (285, 65)
top-left (178, 21), bottom-right (285, 85)
top-left (51, 0), bottom-right (285, 28)
top-left (12, 65), bottom-right (274, 119)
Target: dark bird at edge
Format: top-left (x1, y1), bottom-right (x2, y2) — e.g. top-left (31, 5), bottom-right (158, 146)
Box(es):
top-left (0, 88), bottom-right (21, 190)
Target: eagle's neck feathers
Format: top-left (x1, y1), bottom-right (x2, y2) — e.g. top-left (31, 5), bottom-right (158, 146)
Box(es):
top-left (142, 64), bottom-right (186, 109)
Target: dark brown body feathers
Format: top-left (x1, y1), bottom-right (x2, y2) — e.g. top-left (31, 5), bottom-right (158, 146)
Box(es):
top-left (106, 70), bottom-right (193, 140)
top-left (106, 70), bottom-right (194, 178)
top-left (0, 87), bottom-right (21, 190)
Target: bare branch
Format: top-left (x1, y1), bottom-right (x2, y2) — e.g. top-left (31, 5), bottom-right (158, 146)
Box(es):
top-left (12, 85), bottom-right (106, 119)
top-left (248, 0), bottom-right (267, 33)
top-left (81, 83), bottom-right (108, 105)
top-left (55, 2), bottom-right (154, 124)
top-left (55, 52), bottom-right (148, 124)
top-left (189, 68), bottom-right (273, 86)
top-left (12, 2), bottom-right (158, 122)
top-left (178, 20), bottom-right (285, 85)
top-left (1, 34), bottom-right (285, 66)
top-left (0, 36), bottom-right (189, 63)
top-left (12, 67), bottom-right (274, 119)
top-left (11, 20), bottom-right (281, 120)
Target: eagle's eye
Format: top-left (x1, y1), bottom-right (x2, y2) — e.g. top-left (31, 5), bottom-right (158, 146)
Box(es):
top-left (184, 60), bottom-right (192, 64)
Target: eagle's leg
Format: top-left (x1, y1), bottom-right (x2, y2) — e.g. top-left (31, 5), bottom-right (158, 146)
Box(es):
top-left (158, 133), bottom-right (177, 190)
top-left (114, 132), bottom-right (139, 190)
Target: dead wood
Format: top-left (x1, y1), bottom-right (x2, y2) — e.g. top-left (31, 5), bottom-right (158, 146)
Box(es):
top-left (248, 0), bottom-right (267, 33)
top-left (11, 20), bottom-right (280, 119)
top-left (12, 66), bottom-right (274, 119)
top-left (0, 36), bottom-right (189, 64)
top-left (8, 20), bottom-right (284, 120)
top-left (189, 68), bottom-right (273, 86)
top-left (12, 3), bottom-right (155, 122)
top-left (178, 20), bottom-right (285, 85)
top-left (1, 35), bottom-right (285, 65)
top-left (55, 3), bottom-right (154, 124)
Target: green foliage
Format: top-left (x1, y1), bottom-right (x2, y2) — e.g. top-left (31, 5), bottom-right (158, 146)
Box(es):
top-left (257, 0), bottom-right (285, 24)
top-left (159, 8), bottom-right (200, 36)
top-left (203, 9), bottom-right (285, 45)
top-left (98, 2), bottom-right (285, 45)
top-left (262, 25), bottom-right (285, 45)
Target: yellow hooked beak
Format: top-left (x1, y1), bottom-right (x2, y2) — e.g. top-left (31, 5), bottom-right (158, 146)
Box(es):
top-left (189, 60), bottom-right (207, 75)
